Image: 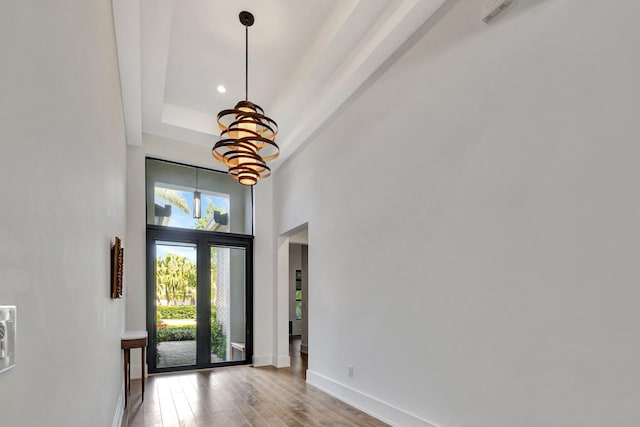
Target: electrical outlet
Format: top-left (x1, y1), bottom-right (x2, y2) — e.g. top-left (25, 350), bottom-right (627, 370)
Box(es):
top-left (348, 365), bottom-right (354, 377)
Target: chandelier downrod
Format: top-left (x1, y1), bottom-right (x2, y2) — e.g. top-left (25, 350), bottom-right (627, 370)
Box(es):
top-left (245, 24), bottom-right (248, 100)
top-left (239, 11), bottom-right (253, 100)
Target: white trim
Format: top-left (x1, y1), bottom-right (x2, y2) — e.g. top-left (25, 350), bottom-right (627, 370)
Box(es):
top-left (273, 355), bottom-right (291, 368)
top-left (300, 344), bottom-right (309, 354)
top-left (112, 389), bottom-right (124, 427)
top-left (276, 238), bottom-right (291, 367)
top-left (306, 370), bottom-right (439, 427)
top-left (252, 354), bottom-right (272, 367)
top-left (112, 0), bottom-right (142, 146)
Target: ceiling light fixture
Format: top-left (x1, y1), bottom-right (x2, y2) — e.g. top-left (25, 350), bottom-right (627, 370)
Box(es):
top-left (212, 11), bottom-right (279, 186)
top-left (217, 85), bottom-right (226, 93)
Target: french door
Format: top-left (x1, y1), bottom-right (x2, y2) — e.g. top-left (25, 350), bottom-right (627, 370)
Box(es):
top-left (146, 226), bottom-right (253, 373)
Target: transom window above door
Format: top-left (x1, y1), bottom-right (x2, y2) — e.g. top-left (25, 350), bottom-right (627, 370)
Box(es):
top-left (154, 183), bottom-right (230, 232)
top-left (146, 158), bottom-right (253, 235)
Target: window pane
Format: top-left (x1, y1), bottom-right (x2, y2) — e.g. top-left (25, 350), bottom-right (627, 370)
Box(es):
top-left (211, 246), bottom-right (246, 363)
top-left (154, 185), bottom-right (230, 231)
top-left (295, 301), bottom-right (302, 320)
top-left (155, 243), bottom-right (197, 369)
top-left (295, 290), bottom-right (302, 301)
top-left (146, 159), bottom-right (252, 234)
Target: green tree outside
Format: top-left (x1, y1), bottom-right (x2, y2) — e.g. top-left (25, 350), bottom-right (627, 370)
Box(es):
top-left (155, 251), bottom-right (227, 360)
top-left (155, 253), bottom-right (197, 306)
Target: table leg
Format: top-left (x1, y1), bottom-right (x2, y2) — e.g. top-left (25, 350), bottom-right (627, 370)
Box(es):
top-left (123, 349), bottom-right (129, 407)
top-left (141, 346), bottom-right (145, 402)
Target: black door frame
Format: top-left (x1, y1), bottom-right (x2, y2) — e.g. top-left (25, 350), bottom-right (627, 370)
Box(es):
top-left (146, 225), bottom-right (254, 373)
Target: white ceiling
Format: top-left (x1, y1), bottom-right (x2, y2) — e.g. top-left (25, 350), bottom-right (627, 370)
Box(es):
top-left (113, 0), bottom-right (447, 171)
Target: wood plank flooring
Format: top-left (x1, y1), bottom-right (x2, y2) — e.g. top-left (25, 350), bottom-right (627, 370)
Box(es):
top-left (123, 339), bottom-right (388, 426)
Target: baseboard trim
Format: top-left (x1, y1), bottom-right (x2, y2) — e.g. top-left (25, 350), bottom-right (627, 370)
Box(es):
top-left (112, 388), bottom-right (124, 427)
top-left (273, 354), bottom-right (291, 368)
top-left (300, 344), bottom-right (309, 354)
top-left (254, 354), bottom-right (291, 367)
top-left (252, 354), bottom-right (272, 367)
top-left (306, 370), bottom-right (439, 427)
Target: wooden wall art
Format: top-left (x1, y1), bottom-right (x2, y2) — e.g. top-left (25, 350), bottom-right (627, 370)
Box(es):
top-left (111, 236), bottom-right (124, 299)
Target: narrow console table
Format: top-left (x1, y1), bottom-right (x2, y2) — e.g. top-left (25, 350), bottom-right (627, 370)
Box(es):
top-left (121, 330), bottom-right (148, 407)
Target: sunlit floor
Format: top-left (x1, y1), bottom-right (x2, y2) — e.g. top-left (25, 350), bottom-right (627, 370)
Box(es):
top-left (123, 338), bottom-right (388, 426)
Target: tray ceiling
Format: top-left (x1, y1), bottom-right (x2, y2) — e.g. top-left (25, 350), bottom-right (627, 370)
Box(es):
top-left (113, 0), bottom-right (447, 171)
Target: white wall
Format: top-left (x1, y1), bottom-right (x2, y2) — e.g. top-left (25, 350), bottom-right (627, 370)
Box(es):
top-left (124, 132), bottom-right (213, 341)
top-left (125, 145), bottom-right (147, 332)
top-left (124, 145), bottom-right (147, 378)
top-left (0, 1), bottom-right (128, 426)
top-left (252, 179), bottom-right (277, 366)
top-left (142, 132), bottom-right (218, 170)
top-left (272, 1), bottom-right (640, 426)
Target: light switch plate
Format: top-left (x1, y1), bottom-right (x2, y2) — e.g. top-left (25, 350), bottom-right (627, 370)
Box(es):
top-left (0, 306), bottom-right (16, 374)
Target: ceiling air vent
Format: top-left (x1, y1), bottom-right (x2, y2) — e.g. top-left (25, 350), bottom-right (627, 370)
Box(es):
top-left (482, 0), bottom-right (513, 23)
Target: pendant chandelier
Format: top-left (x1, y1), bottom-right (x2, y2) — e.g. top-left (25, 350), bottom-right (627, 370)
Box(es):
top-left (212, 11), bottom-right (279, 186)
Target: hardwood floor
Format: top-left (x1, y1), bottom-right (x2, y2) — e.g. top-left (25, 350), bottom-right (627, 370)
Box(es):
top-left (123, 338), bottom-right (388, 426)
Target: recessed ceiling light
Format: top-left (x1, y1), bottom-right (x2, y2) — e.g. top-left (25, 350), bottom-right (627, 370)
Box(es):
top-left (217, 85), bottom-right (226, 93)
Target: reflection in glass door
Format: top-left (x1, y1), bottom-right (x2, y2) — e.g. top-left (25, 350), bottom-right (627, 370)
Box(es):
top-left (210, 246), bottom-right (245, 363)
top-left (155, 242), bottom-right (198, 369)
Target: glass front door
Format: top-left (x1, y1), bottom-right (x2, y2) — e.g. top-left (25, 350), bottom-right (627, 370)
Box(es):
top-left (209, 246), bottom-right (246, 364)
top-left (154, 241), bottom-right (198, 369)
top-left (147, 227), bottom-right (252, 373)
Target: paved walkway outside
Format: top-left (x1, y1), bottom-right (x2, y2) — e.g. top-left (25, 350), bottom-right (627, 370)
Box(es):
top-left (157, 340), bottom-right (196, 368)
top-left (157, 340), bottom-right (224, 368)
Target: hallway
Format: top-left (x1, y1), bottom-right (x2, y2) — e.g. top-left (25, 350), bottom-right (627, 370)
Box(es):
top-left (123, 339), bottom-right (388, 426)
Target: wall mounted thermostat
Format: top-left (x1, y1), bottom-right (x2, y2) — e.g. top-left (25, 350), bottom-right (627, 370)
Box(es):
top-left (0, 306), bottom-right (16, 374)
top-left (482, 0), bottom-right (513, 23)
